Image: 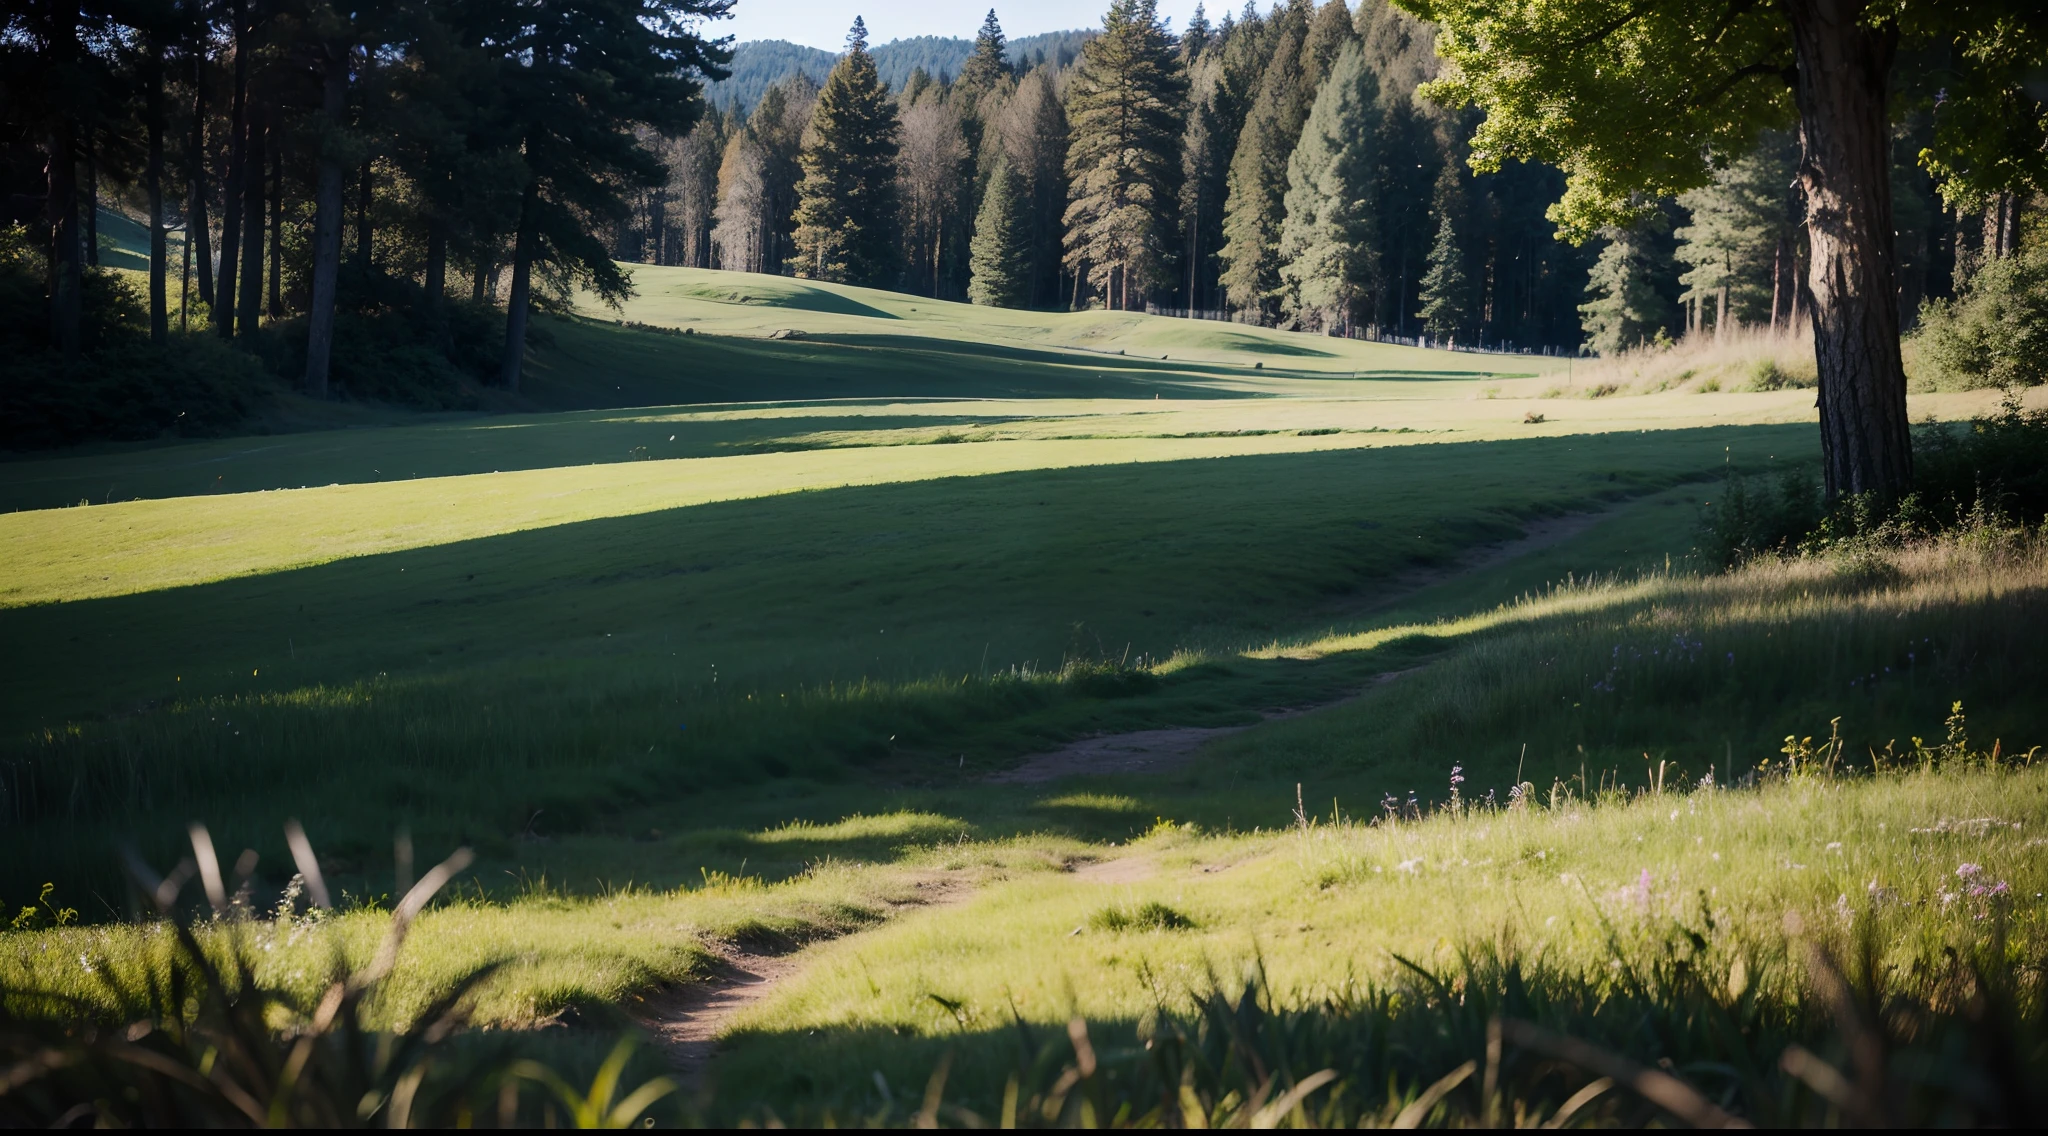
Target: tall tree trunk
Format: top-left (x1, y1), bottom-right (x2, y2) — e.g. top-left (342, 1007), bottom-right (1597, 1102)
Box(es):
top-left (84, 141), bottom-right (98, 267)
top-left (238, 112), bottom-right (266, 336)
top-left (181, 215), bottom-right (192, 331)
top-left (147, 42), bottom-right (168, 345)
top-left (269, 136), bottom-right (282, 318)
top-left (1771, 236), bottom-right (1784, 332)
top-left (423, 214), bottom-right (448, 311)
top-left (303, 49), bottom-right (347, 399)
top-left (355, 159), bottom-right (373, 271)
top-left (49, 118), bottom-right (83, 358)
top-left (499, 182), bottom-right (540, 391)
top-left (215, 1), bottom-right (248, 338)
top-left (1786, 0), bottom-right (1911, 502)
top-left (189, 66), bottom-right (214, 309)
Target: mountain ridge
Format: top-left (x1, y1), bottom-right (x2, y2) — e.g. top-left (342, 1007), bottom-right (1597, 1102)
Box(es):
top-left (709, 30), bottom-right (1095, 111)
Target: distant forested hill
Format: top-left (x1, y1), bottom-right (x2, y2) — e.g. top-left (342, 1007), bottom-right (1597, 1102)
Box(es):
top-left (709, 30), bottom-right (1095, 110)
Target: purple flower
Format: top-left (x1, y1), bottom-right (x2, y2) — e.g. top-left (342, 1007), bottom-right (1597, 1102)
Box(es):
top-left (1957, 863), bottom-right (1983, 879)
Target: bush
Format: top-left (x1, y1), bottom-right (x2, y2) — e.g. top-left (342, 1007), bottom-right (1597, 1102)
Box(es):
top-left (1915, 242), bottom-right (2048, 389)
top-left (1698, 465), bottom-right (1822, 566)
top-left (1701, 393), bottom-right (2048, 564)
top-left (0, 225), bottom-right (269, 450)
top-left (1913, 390), bottom-right (2048, 527)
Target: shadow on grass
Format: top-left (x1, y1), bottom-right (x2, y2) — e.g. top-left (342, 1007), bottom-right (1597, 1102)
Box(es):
top-left (0, 427), bottom-right (1807, 905)
top-left (678, 281), bottom-right (903, 320)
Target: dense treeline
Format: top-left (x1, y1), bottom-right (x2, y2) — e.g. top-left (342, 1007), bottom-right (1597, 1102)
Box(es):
top-left (1, 0), bottom-right (729, 444)
top-left (3, 0), bottom-right (2032, 451)
top-left (639, 0), bottom-right (2026, 357)
top-left (640, 0), bottom-right (1602, 349)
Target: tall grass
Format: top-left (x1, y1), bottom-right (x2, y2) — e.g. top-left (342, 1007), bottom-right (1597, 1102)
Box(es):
top-left (1237, 525), bottom-right (2048, 796)
top-left (1550, 325), bottom-right (1817, 397)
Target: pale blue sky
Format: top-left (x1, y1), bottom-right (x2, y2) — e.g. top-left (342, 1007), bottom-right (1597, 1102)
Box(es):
top-left (706, 1), bottom-right (1224, 52)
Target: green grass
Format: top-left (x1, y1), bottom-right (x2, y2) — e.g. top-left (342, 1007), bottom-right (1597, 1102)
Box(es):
top-left (4, 268), bottom-right (2044, 1123)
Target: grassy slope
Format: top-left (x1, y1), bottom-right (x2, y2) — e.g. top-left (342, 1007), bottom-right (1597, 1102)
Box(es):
top-left (6, 266), bottom-right (2046, 1119)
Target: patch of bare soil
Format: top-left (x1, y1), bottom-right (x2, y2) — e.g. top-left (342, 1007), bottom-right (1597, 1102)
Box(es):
top-left (1072, 856), bottom-right (1158, 884)
top-left (991, 669), bottom-right (1409, 785)
top-left (638, 871), bottom-right (975, 1086)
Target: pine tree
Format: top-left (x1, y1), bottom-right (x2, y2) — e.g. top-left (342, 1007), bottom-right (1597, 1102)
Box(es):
top-left (1216, 1), bottom-right (1308, 319)
top-left (956, 9), bottom-right (1013, 104)
top-left (1277, 41), bottom-right (1382, 331)
top-left (990, 67), bottom-right (1069, 307)
top-left (791, 18), bottom-right (901, 286)
top-left (1298, 0), bottom-right (1357, 95)
top-left (1579, 213), bottom-right (1680, 355)
top-left (969, 155), bottom-right (1032, 307)
top-left (1179, 55), bottom-right (1231, 309)
top-left (1181, 3), bottom-right (1213, 61)
top-left (1062, 0), bottom-right (1185, 310)
top-left (1675, 133), bottom-right (1798, 336)
top-left (1416, 211), bottom-right (1470, 343)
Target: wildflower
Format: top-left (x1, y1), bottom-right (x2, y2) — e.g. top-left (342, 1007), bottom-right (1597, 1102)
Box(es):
top-left (1825, 841), bottom-right (1842, 852)
top-left (1957, 862), bottom-right (1983, 880)
top-left (1396, 858), bottom-right (1424, 874)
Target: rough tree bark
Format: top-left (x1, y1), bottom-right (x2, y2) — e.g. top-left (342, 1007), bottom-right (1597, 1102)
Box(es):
top-left (303, 48), bottom-right (347, 399)
top-left (214, 3), bottom-right (247, 337)
top-left (214, 0), bottom-right (247, 338)
top-left (423, 214), bottom-right (448, 310)
top-left (269, 140), bottom-right (282, 318)
top-left (189, 66), bottom-right (213, 309)
top-left (499, 180), bottom-right (540, 391)
top-left (147, 36), bottom-right (168, 344)
top-left (237, 112), bottom-right (266, 336)
top-left (1786, 0), bottom-right (1912, 502)
top-left (46, 0), bottom-right (83, 357)
top-left (355, 159), bottom-right (373, 270)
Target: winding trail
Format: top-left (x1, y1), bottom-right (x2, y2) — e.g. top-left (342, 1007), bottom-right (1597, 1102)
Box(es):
top-left (640, 504), bottom-right (1624, 1078)
top-left (640, 872), bottom-right (976, 1086)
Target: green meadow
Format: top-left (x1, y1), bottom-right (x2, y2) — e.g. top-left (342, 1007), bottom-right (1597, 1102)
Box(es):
top-left (5, 269), bottom-right (2045, 1123)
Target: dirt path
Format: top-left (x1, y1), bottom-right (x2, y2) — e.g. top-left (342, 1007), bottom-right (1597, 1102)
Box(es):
top-left (990, 506), bottom-right (1621, 786)
top-left (641, 506), bottom-right (1623, 1080)
top-left (639, 872), bottom-right (975, 1087)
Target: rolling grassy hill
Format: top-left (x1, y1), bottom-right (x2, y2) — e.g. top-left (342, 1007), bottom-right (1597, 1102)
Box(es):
top-left (4, 262), bottom-right (2045, 1124)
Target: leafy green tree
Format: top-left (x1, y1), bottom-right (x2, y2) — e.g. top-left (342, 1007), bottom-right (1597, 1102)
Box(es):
top-left (1416, 209), bottom-right (1470, 342)
top-left (791, 18), bottom-right (902, 287)
top-left (1277, 41), bottom-right (1382, 331)
top-left (1398, 0), bottom-right (2048, 500)
top-left (1061, 0), bottom-right (1185, 310)
top-left (1579, 213), bottom-right (1679, 356)
top-left (969, 154), bottom-right (1032, 308)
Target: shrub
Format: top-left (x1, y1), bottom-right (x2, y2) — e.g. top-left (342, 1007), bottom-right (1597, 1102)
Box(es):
top-left (1913, 390), bottom-right (2048, 528)
top-left (0, 226), bottom-right (269, 450)
top-left (1698, 465), bottom-right (1822, 566)
top-left (1915, 242), bottom-right (2048, 389)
